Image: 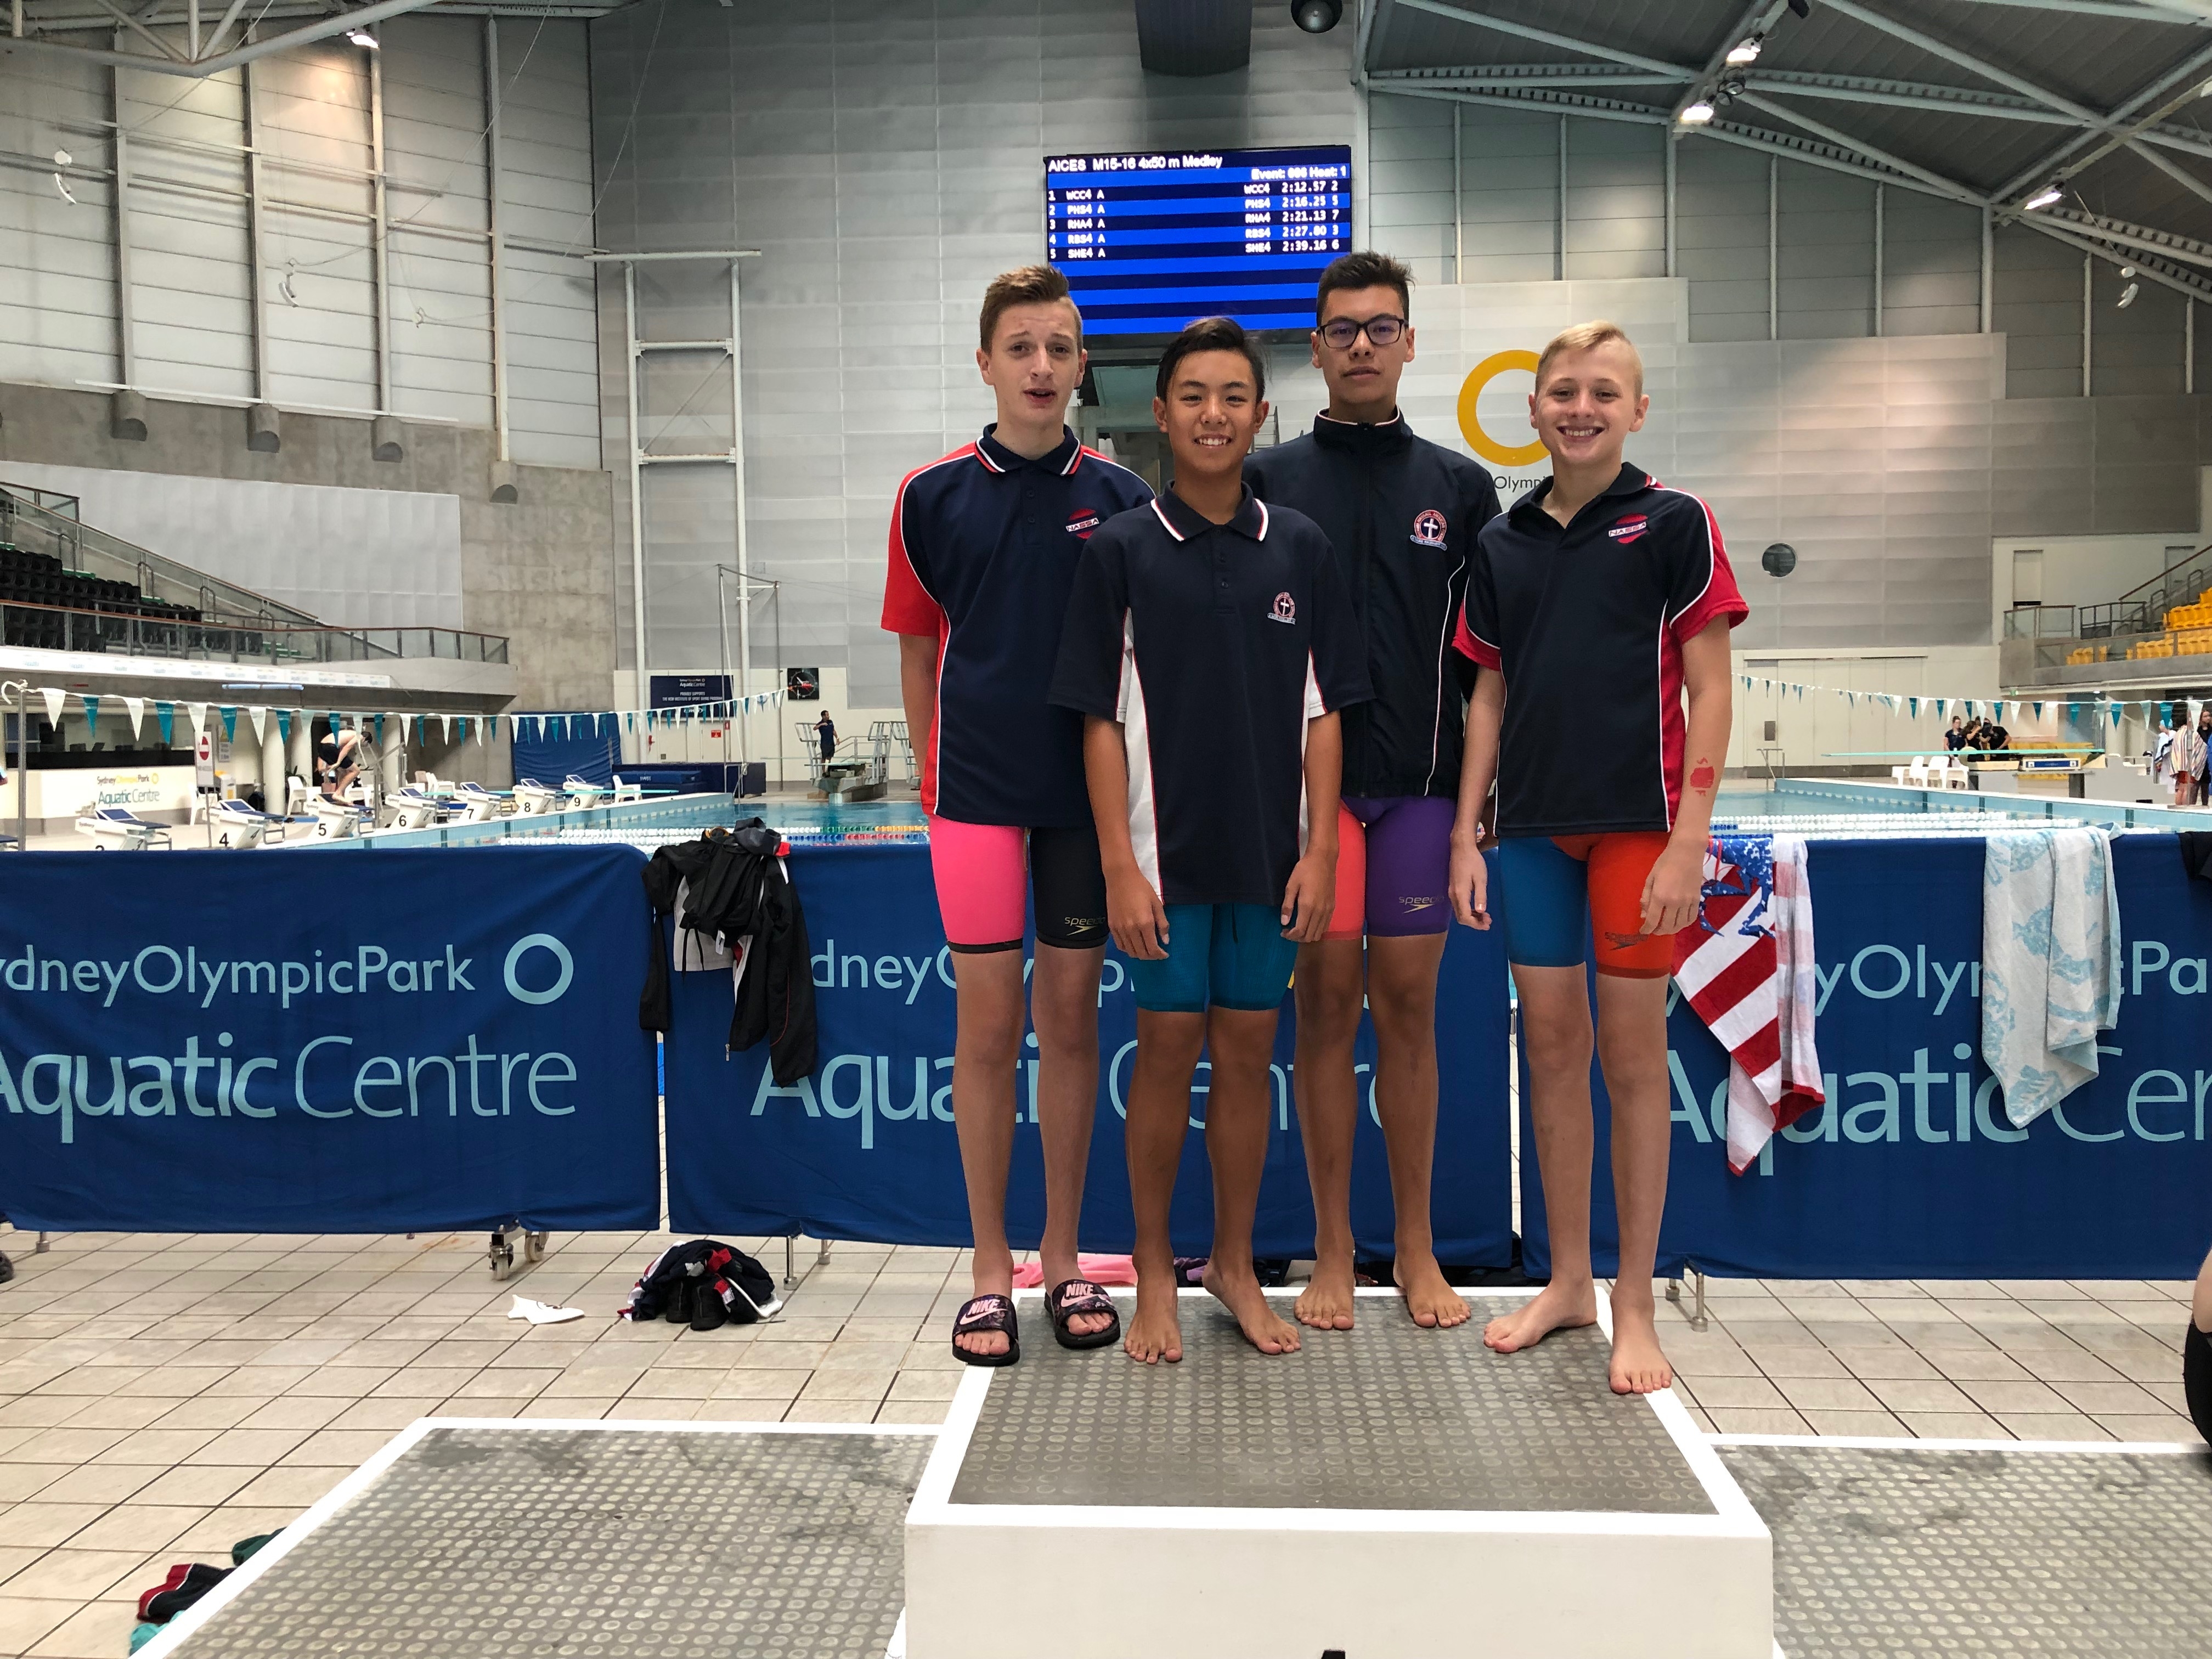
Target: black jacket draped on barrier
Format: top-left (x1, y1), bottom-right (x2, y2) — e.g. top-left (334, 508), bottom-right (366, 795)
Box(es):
top-left (641, 822), bottom-right (817, 1084)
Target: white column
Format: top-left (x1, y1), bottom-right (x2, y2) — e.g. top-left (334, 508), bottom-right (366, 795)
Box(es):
top-left (261, 719), bottom-right (285, 814)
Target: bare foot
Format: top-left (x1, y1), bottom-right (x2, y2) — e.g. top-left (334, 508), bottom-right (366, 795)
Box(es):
top-left (1482, 1280), bottom-right (1598, 1353)
top-left (1203, 1260), bottom-right (1302, 1355)
top-left (1124, 1279), bottom-right (1183, 1365)
top-left (1041, 1254), bottom-right (1114, 1341)
top-left (1607, 1296), bottom-right (1673, 1395)
top-left (1394, 1250), bottom-right (1471, 1329)
top-left (1294, 1251), bottom-right (1357, 1330)
top-left (955, 1275), bottom-right (1013, 1362)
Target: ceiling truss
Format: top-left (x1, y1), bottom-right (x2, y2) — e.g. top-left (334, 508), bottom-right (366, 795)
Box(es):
top-left (1371, 0), bottom-right (2212, 304)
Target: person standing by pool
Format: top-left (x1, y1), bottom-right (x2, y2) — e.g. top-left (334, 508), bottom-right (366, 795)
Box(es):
top-left (2167, 706), bottom-right (2203, 808)
top-left (1945, 715), bottom-right (1966, 752)
top-left (882, 264), bottom-right (1153, 1365)
top-left (814, 711), bottom-right (838, 771)
top-left (1446, 320), bottom-right (1746, 1395)
top-left (1244, 250), bottom-right (1499, 1334)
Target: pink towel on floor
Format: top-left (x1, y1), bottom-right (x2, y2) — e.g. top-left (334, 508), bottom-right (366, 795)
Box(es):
top-left (1011, 1253), bottom-right (1138, 1288)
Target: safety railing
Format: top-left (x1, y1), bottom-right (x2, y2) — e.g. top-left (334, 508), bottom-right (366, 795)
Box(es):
top-left (1, 599), bottom-right (507, 667)
top-left (1, 480), bottom-right (321, 630)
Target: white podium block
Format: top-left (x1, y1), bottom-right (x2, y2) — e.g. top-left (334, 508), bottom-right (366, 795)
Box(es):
top-left (905, 1289), bottom-right (1771, 1659)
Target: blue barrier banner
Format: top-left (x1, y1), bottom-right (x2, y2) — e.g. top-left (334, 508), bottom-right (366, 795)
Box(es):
top-left (0, 847), bottom-right (661, 1233)
top-left (665, 843), bottom-right (1513, 1263)
top-left (1522, 834), bottom-right (2212, 1282)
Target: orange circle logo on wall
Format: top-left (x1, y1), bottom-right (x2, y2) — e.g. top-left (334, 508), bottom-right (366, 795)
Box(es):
top-left (1457, 348), bottom-right (1548, 468)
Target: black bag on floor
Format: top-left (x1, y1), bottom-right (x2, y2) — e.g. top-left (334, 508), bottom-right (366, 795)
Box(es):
top-left (618, 1238), bottom-right (781, 1325)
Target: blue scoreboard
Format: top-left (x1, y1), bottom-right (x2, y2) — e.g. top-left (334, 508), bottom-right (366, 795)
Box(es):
top-left (1044, 145), bottom-right (1353, 337)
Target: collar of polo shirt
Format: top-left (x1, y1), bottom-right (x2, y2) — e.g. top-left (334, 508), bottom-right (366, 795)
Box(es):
top-left (1311, 408), bottom-right (1411, 454)
top-left (974, 422), bottom-right (1083, 477)
top-left (1510, 460), bottom-right (1651, 523)
top-left (1152, 484), bottom-right (1269, 544)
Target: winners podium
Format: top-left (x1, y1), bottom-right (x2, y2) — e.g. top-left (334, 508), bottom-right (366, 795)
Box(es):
top-left (905, 1289), bottom-right (1772, 1659)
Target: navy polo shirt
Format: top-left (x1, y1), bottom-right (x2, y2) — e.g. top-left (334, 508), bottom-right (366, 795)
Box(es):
top-left (1454, 463), bottom-right (1747, 838)
top-left (1049, 488), bottom-right (1371, 907)
top-left (882, 425), bottom-right (1153, 825)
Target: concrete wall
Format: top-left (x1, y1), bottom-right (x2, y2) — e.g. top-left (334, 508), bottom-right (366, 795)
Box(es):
top-left (0, 380), bottom-right (617, 783)
top-left (0, 16), bottom-right (600, 467)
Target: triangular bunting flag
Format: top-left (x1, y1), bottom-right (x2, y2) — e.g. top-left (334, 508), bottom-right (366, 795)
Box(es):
top-left (247, 706), bottom-right (266, 742)
top-left (439, 712), bottom-right (452, 744)
top-left (124, 696), bottom-right (145, 741)
top-left (277, 709), bottom-right (292, 744)
top-left (156, 703), bottom-right (175, 746)
top-left (82, 695), bottom-right (99, 741)
top-left (40, 687), bottom-right (64, 727)
top-left (220, 706), bottom-right (238, 743)
top-left (185, 703), bottom-right (207, 739)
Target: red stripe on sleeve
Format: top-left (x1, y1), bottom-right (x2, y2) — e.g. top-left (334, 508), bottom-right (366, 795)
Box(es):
top-left (1451, 602), bottom-right (1502, 671)
top-left (879, 452), bottom-right (961, 636)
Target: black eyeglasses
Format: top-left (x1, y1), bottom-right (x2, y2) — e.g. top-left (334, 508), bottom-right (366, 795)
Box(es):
top-left (1318, 314), bottom-right (1407, 349)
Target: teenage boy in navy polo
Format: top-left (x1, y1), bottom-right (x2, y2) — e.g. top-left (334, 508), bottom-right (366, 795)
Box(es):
top-left (1246, 250), bottom-right (1499, 1334)
top-left (1052, 317), bottom-right (1370, 1364)
top-left (1447, 320), bottom-right (1745, 1395)
top-left (882, 266), bottom-right (1153, 1366)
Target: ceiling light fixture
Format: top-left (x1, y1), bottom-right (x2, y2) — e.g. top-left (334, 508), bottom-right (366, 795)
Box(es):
top-left (347, 25), bottom-right (378, 48)
top-left (1787, 0), bottom-right (1810, 16)
top-left (1725, 35), bottom-right (1763, 65)
top-left (2121, 265), bottom-right (2137, 278)
top-left (1679, 101), bottom-right (1716, 126)
top-left (2022, 183), bottom-right (2063, 211)
top-left (1290, 0), bottom-right (1342, 33)
top-left (2118, 282), bottom-right (2140, 309)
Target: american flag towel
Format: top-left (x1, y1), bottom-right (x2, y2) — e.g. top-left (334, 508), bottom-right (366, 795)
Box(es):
top-left (1671, 833), bottom-right (1825, 1173)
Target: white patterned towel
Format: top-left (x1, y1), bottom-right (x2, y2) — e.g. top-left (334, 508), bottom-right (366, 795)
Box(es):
top-left (1980, 827), bottom-right (2121, 1127)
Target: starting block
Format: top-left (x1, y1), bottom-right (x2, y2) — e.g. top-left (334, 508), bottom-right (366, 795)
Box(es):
top-left (905, 1288), bottom-right (1772, 1659)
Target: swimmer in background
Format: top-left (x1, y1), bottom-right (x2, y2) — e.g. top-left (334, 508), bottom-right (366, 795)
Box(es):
top-left (1446, 320), bottom-right (1747, 1395)
top-left (318, 727), bottom-right (365, 800)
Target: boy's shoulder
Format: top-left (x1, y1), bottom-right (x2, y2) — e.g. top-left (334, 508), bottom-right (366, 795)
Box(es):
top-left (1090, 498), bottom-right (1163, 548)
top-left (1075, 447), bottom-right (1155, 509)
top-left (1255, 497), bottom-right (1329, 552)
top-left (1403, 430), bottom-right (1497, 495)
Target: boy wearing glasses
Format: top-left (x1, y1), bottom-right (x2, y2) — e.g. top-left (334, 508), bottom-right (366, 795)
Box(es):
top-left (1245, 252), bottom-right (1500, 1334)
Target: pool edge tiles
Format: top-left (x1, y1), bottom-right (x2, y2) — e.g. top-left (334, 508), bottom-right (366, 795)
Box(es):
top-left (139, 1420), bottom-right (935, 1659)
top-left (905, 1289), bottom-right (1774, 1659)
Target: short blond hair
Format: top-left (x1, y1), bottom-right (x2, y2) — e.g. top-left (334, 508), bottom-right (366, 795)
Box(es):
top-left (1536, 319), bottom-right (1644, 397)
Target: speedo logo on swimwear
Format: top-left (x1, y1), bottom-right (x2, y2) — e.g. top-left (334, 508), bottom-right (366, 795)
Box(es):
top-left (1065, 507), bottom-right (1103, 540)
top-left (1399, 895), bottom-right (1440, 912)
top-left (1608, 514), bottom-right (1650, 544)
top-left (1268, 591), bottom-right (1296, 625)
top-left (1409, 508), bottom-right (1448, 549)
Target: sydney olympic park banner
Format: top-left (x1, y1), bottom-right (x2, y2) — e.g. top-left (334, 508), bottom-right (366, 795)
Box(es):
top-left (2, 837), bottom-right (2209, 1280)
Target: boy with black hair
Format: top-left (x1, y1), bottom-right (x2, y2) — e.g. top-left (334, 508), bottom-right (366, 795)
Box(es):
top-left (1246, 249), bottom-right (1499, 1333)
top-left (1448, 320), bottom-right (1745, 1395)
top-left (1052, 317), bottom-right (1370, 1363)
top-left (883, 265), bottom-right (1153, 1367)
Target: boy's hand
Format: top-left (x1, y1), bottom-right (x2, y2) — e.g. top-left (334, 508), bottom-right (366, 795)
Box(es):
top-left (1108, 866), bottom-right (1170, 960)
top-left (1640, 842), bottom-right (1706, 938)
top-left (1448, 834), bottom-right (1491, 930)
top-left (1280, 851), bottom-right (1335, 943)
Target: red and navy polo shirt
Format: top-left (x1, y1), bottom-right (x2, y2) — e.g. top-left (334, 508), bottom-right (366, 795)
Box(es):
top-left (1454, 463), bottom-right (1747, 838)
top-left (1049, 487), bottom-right (1372, 907)
top-left (882, 425), bottom-right (1152, 826)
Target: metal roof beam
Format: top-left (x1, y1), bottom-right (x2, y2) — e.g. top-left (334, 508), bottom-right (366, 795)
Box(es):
top-left (2042, 205), bottom-right (2212, 264)
top-left (1380, 83), bottom-right (1671, 127)
top-left (1694, 118), bottom-right (1987, 207)
top-left (1387, 0), bottom-right (1695, 80)
top-left (1751, 72), bottom-right (2212, 161)
top-left (2017, 215), bottom-right (2212, 302)
top-left (1735, 92), bottom-right (1991, 202)
top-left (1948, 0), bottom-right (2212, 22)
top-left (1672, 0), bottom-right (1792, 126)
top-left (1821, 0), bottom-right (2212, 213)
top-left (1, 0), bottom-right (442, 76)
top-left (1373, 62), bottom-right (1688, 87)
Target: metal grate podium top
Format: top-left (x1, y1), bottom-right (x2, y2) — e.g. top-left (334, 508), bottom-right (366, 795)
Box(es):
top-left (153, 1423), bottom-right (927, 1659)
top-left (949, 1292), bottom-right (1716, 1514)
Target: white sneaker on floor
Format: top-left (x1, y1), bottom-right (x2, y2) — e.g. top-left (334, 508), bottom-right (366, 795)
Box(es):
top-left (507, 1295), bottom-right (586, 1325)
